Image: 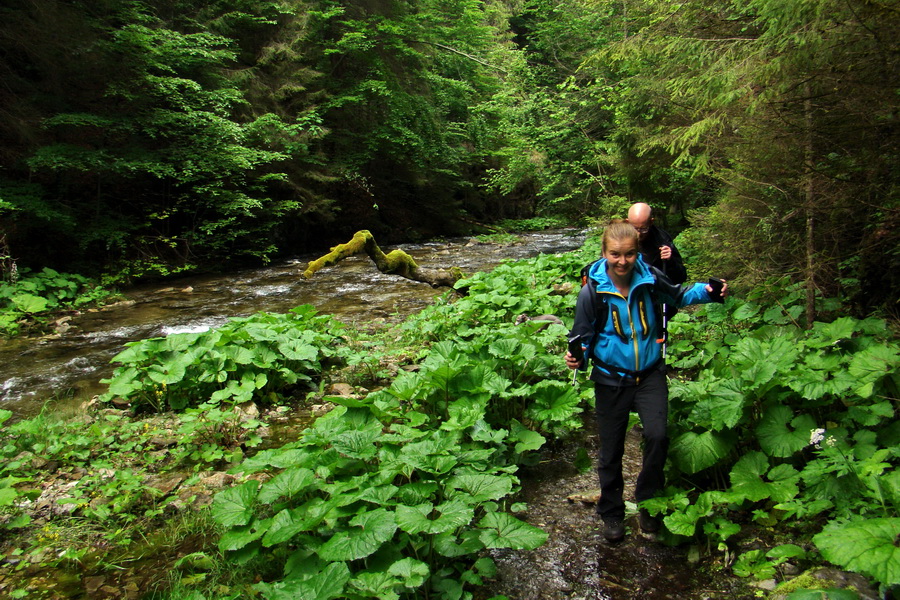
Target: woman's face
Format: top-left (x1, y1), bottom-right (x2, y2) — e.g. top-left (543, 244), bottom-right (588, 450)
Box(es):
top-left (603, 238), bottom-right (639, 280)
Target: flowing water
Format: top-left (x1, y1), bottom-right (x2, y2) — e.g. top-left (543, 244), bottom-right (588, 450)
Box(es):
top-left (0, 230), bottom-right (586, 419)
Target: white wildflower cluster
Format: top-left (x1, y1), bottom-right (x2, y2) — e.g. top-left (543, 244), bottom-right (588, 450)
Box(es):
top-left (809, 428), bottom-right (826, 448)
top-left (809, 428), bottom-right (837, 449)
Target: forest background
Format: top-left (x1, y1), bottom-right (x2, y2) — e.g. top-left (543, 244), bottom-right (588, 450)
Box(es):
top-left (1, 0), bottom-right (898, 320)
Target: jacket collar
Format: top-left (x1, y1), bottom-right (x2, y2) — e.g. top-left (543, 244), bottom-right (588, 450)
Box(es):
top-left (588, 255), bottom-right (654, 293)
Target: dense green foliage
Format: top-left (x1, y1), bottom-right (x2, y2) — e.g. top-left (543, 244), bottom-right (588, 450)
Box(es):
top-left (653, 292), bottom-right (899, 587)
top-left (1, 243), bottom-right (898, 597)
top-left (0, 267), bottom-right (118, 336)
top-left (2, 0), bottom-right (896, 318)
top-left (100, 305), bottom-right (348, 411)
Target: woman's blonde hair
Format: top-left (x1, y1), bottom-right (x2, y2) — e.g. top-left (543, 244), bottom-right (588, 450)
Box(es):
top-left (602, 219), bottom-right (639, 253)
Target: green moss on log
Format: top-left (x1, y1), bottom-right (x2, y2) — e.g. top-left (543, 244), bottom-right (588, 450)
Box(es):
top-left (301, 230), bottom-right (461, 287)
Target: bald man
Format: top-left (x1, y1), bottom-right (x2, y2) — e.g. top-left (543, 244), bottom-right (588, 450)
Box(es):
top-left (627, 203), bottom-right (687, 285)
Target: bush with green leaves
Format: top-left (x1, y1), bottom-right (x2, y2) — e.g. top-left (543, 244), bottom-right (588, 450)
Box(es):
top-left (208, 249), bottom-right (606, 598)
top-left (0, 410), bottom-right (32, 531)
top-left (0, 267), bottom-right (117, 336)
top-left (643, 286), bottom-right (899, 590)
top-left (401, 239), bottom-right (599, 344)
top-left (213, 389), bottom-right (549, 599)
top-left (100, 305), bottom-right (349, 412)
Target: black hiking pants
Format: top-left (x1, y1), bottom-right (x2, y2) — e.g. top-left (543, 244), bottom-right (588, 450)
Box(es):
top-left (594, 366), bottom-right (669, 523)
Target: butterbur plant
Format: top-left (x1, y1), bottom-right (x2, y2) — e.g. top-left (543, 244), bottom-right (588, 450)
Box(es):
top-left (212, 397), bottom-right (548, 599)
top-left (657, 297), bottom-right (900, 590)
top-left (100, 305), bottom-right (348, 412)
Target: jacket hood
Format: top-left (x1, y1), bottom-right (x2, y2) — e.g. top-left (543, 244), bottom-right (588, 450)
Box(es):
top-left (588, 255), bottom-right (655, 292)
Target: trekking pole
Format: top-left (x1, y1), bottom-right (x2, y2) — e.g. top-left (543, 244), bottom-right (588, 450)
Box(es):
top-left (567, 335), bottom-right (583, 387)
top-left (661, 258), bottom-right (668, 358)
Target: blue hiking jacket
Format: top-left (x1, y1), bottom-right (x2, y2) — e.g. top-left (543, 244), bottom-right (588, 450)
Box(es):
top-left (569, 255), bottom-right (714, 385)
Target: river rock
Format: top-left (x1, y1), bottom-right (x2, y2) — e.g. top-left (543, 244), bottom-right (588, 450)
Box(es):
top-left (328, 383), bottom-right (355, 396)
top-left (101, 299), bottom-right (136, 310)
top-left (84, 575), bottom-right (105, 594)
top-left (311, 403), bottom-right (334, 416)
top-left (149, 435), bottom-right (177, 448)
top-left (566, 489), bottom-right (600, 504)
top-left (234, 401), bottom-right (260, 420)
top-left (198, 472), bottom-right (236, 489)
top-left (145, 473), bottom-right (185, 496)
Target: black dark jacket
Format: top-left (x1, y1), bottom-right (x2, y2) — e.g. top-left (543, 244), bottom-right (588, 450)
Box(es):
top-left (640, 225), bottom-right (687, 285)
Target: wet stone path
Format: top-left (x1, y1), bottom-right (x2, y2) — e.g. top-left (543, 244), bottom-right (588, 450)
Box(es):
top-left (484, 415), bottom-right (758, 600)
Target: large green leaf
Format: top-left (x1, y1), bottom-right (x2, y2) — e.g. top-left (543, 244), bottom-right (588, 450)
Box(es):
top-left (387, 557), bottom-right (429, 588)
top-left (756, 405), bottom-right (817, 458)
top-left (224, 345), bottom-right (255, 365)
top-left (689, 378), bottom-right (746, 430)
top-left (211, 480), bottom-right (259, 527)
top-left (442, 396), bottom-right (488, 431)
top-left (348, 572), bottom-right (401, 600)
top-left (317, 508), bottom-right (397, 562)
top-left (814, 518), bottom-right (900, 586)
top-left (670, 430), bottom-right (735, 474)
top-left (258, 467), bottom-right (316, 504)
top-left (396, 499), bottom-right (474, 535)
top-left (766, 463), bottom-right (801, 503)
top-left (11, 293), bottom-right (49, 314)
top-left (399, 437), bottom-right (460, 475)
top-left (730, 452), bottom-right (800, 504)
top-left (730, 452), bottom-right (771, 502)
top-left (446, 472), bottom-right (514, 503)
top-left (219, 517), bottom-right (271, 552)
top-left (807, 317), bottom-right (857, 348)
top-left (731, 336), bottom-right (796, 375)
top-left (330, 427), bottom-right (381, 460)
top-left (432, 530), bottom-right (485, 558)
top-left (526, 381), bottom-right (583, 423)
top-left (277, 338), bottom-right (319, 362)
top-left (395, 481), bottom-right (439, 505)
top-left (255, 561), bottom-right (350, 600)
top-left (509, 419), bottom-right (545, 454)
top-left (848, 344), bottom-right (899, 398)
top-left (477, 512), bottom-right (548, 550)
top-left (350, 558), bottom-right (430, 600)
top-left (263, 509), bottom-right (308, 547)
top-left (385, 373), bottom-right (422, 402)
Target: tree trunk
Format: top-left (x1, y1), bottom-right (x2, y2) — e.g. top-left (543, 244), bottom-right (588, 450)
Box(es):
top-left (301, 230), bottom-right (464, 287)
top-left (803, 88), bottom-right (816, 329)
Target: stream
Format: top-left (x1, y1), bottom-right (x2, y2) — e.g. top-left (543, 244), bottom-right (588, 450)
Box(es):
top-left (0, 229), bottom-right (585, 420)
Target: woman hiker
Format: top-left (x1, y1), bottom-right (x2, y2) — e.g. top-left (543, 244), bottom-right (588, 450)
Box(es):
top-left (565, 219), bottom-right (728, 542)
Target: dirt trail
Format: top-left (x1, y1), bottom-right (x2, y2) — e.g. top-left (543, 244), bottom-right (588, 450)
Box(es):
top-left (484, 416), bottom-right (758, 600)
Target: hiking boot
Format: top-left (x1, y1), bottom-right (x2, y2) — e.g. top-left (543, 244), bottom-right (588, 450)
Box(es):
top-left (639, 509), bottom-right (661, 533)
top-left (602, 518), bottom-right (625, 543)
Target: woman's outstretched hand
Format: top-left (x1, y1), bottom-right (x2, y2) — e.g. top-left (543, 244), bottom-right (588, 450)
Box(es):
top-left (705, 280), bottom-right (729, 299)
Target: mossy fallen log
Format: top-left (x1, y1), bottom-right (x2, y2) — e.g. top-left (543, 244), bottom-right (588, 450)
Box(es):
top-left (301, 230), bottom-right (465, 287)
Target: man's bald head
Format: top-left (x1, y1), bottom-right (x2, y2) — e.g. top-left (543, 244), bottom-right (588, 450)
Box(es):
top-left (627, 202), bottom-right (653, 239)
